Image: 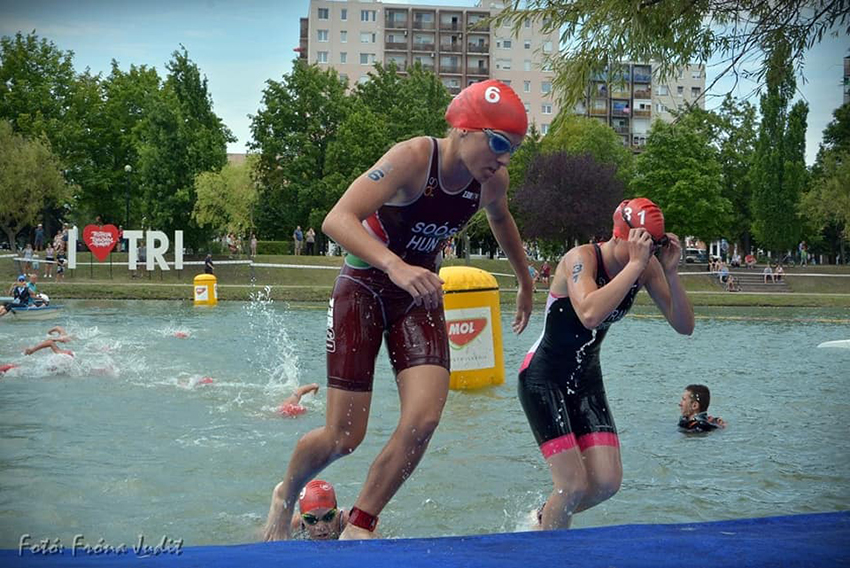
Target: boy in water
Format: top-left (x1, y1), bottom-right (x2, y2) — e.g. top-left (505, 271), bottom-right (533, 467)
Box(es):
top-left (678, 384), bottom-right (726, 432)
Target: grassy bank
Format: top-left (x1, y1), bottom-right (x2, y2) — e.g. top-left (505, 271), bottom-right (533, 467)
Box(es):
top-left (6, 254), bottom-right (850, 307)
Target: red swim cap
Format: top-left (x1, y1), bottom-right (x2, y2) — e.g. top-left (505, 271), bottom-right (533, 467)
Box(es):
top-left (445, 79), bottom-right (528, 136)
top-left (277, 403), bottom-right (306, 417)
top-left (299, 480), bottom-right (337, 513)
top-left (612, 198), bottom-right (665, 241)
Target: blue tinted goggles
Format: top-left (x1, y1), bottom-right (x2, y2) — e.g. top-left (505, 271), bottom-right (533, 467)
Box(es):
top-left (482, 129), bottom-right (521, 155)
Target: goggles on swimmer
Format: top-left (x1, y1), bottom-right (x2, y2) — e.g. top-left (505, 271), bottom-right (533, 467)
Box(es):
top-left (301, 508), bottom-right (337, 525)
top-left (621, 209), bottom-right (669, 256)
top-left (482, 129), bottom-right (521, 156)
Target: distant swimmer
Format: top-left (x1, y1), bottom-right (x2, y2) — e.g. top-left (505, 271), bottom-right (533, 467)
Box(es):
top-left (678, 384), bottom-right (726, 432)
top-left (287, 479), bottom-right (349, 540)
top-left (0, 363), bottom-right (20, 375)
top-left (518, 198), bottom-right (695, 530)
top-left (277, 383), bottom-right (320, 417)
top-left (24, 326), bottom-right (74, 357)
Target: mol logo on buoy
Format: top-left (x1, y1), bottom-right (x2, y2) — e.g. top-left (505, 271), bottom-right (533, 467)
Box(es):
top-left (447, 318), bottom-right (487, 348)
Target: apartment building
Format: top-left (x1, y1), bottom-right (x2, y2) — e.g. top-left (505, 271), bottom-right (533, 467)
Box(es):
top-left (844, 56), bottom-right (849, 104)
top-left (302, 0), bottom-right (561, 134)
top-left (575, 62), bottom-right (706, 152)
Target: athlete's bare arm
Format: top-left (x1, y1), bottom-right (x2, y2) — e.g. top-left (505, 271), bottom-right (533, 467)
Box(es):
top-left (480, 169), bottom-right (532, 334)
top-left (562, 230), bottom-right (652, 330)
top-left (642, 234), bottom-right (695, 335)
top-left (323, 137), bottom-right (444, 309)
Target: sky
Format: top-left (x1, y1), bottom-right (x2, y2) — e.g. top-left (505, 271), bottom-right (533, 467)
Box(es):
top-left (1, 0), bottom-right (848, 164)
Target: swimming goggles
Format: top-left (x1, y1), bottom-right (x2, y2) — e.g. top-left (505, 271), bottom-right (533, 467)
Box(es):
top-left (621, 208), bottom-right (669, 256)
top-left (302, 508), bottom-right (337, 525)
top-left (482, 129), bottom-right (521, 155)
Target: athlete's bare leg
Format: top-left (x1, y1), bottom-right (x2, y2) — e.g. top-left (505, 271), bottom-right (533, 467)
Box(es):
top-left (339, 364), bottom-right (449, 540)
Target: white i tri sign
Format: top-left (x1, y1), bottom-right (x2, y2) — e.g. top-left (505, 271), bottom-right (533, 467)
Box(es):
top-left (66, 227), bottom-right (184, 270)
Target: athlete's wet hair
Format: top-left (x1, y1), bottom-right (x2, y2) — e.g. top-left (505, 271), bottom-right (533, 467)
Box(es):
top-left (686, 384), bottom-right (711, 413)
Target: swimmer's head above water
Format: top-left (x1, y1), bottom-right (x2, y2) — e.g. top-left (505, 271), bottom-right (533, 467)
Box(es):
top-left (298, 480), bottom-right (342, 540)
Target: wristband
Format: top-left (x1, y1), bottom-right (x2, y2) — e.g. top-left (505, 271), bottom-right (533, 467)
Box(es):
top-left (348, 506), bottom-right (379, 532)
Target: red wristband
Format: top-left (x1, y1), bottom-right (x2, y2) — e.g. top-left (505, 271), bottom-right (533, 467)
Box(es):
top-left (348, 506), bottom-right (379, 532)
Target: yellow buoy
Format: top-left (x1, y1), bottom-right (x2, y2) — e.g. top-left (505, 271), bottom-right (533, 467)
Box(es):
top-left (193, 274), bottom-right (218, 306)
top-left (440, 266), bottom-right (504, 390)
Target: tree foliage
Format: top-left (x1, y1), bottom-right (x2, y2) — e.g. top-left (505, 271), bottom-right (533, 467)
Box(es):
top-left (0, 121), bottom-right (72, 248)
top-left (631, 119), bottom-right (731, 242)
top-left (801, 151), bottom-right (850, 241)
top-left (193, 155), bottom-right (259, 235)
top-left (543, 112), bottom-right (633, 183)
top-left (516, 151), bottom-right (625, 245)
top-left (491, 1), bottom-right (850, 109)
top-left (751, 40), bottom-right (809, 252)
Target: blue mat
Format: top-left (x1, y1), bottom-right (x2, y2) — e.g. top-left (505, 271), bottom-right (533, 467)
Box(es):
top-left (4, 511), bottom-right (848, 567)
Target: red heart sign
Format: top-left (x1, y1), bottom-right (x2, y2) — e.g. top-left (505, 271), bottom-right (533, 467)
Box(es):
top-left (83, 224), bottom-right (119, 261)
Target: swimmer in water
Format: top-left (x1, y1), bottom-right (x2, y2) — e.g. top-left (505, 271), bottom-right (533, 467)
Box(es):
top-left (518, 198), bottom-right (694, 530)
top-left (264, 79), bottom-right (533, 541)
top-left (678, 384), bottom-right (726, 432)
top-left (24, 326), bottom-right (74, 357)
top-left (289, 480), bottom-right (349, 540)
top-left (277, 383), bottom-right (320, 417)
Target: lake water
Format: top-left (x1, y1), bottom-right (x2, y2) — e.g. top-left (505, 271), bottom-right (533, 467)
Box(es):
top-left (0, 295), bottom-right (848, 547)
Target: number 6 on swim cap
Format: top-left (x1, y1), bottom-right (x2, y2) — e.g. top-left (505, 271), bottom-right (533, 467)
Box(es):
top-left (445, 79), bottom-right (528, 136)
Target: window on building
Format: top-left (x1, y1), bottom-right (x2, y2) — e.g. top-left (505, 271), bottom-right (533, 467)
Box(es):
top-left (496, 59), bottom-right (512, 70)
top-left (524, 103), bottom-right (530, 113)
top-left (317, 51), bottom-right (328, 64)
top-left (541, 123), bottom-right (549, 134)
top-left (340, 52), bottom-right (347, 64)
top-left (691, 69), bottom-right (702, 79)
top-left (523, 40), bottom-right (531, 50)
top-left (503, 39), bottom-right (512, 49)
top-left (523, 80), bottom-right (531, 93)
top-left (361, 10), bottom-right (376, 22)
top-left (318, 7), bottom-right (329, 20)
top-left (542, 60), bottom-right (552, 72)
top-left (524, 59), bottom-right (531, 72)
top-left (358, 75), bottom-right (369, 84)
top-left (318, 30), bottom-right (328, 42)
top-left (340, 8), bottom-right (347, 21)
top-left (360, 53), bottom-right (375, 65)
top-left (541, 81), bottom-right (552, 94)
top-left (524, 20), bottom-right (531, 28)
top-left (657, 85), bottom-right (668, 96)
top-left (542, 103), bottom-right (552, 114)
top-left (691, 86), bottom-right (701, 97)
top-left (543, 41), bottom-right (553, 53)
top-left (677, 85), bottom-right (684, 95)
top-left (502, 79), bottom-right (511, 85)
top-left (340, 73), bottom-right (348, 83)
top-left (361, 32), bottom-right (376, 43)
top-left (340, 30), bottom-right (347, 43)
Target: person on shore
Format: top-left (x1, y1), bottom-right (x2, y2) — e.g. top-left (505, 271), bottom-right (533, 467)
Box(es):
top-left (34, 224), bottom-right (45, 252)
top-left (745, 252), bottom-right (756, 269)
top-left (306, 228), bottom-right (316, 256)
top-left (763, 264), bottom-right (774, 284)
top-left (43, 244), bottom-right (56, 278)
top-left (263, 79), bottom-right (533, 541)
top-left (775, 264), bottom-right (785, 283)
top-left (678, 384), bottom-right (725, 432)
top-left (519, 198), bottom-right (694, 530)
top-left (289, 480), bottom-right (349, 540)
top-left (250, 234), bottom-right (258, 258)
top-left (204, 254), bottom-right (214, 275)
top-left (293, 226), bottom-right (304, 256)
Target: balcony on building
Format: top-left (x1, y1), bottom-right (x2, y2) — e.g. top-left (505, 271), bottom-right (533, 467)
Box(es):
top-left (440, 33), bottom-right (464, 53)
top-left (467, 34), bottom-right (489, 53)
top-left (411, 32), bottom-right (435, 52)
top-left (611, 117), bottom-right (630, 135)
top-left (466, 12), bottom-right (490, 32)
top-left (386, 56), bottom-right (409, 72)
top-left (589, 101), bottom-right (608, 116)
top-left (442, 78), bottom-right (461, 95)
top-left (385, 9), bottom-right (409, 30)
top-left (610, 84), bottom-right (631, 99)
top-left (299, 18), bottom-right (309, 60)
top-left (439, 57), bottom-right (462, 74)
top-left (633, 86), bottom-right (652, 100)
top-left (632, 134), bottom-right (647, 149)
top-left (467, 63), bottom-right (489, 76)
top-left (611, 99), bottom-right (631, 117)
top-left (411, 57), bottom-right (435, 73)
top-left (413, 10), bottom-right (437, 30)
top-left (620, 135), bottom-right (629, 147)
top-left (632, 65), bottom-right (652, 84)
top-left (591, 82), bottom-right (608, 99)
top-left (439, 11), bottom-right (463, 32)
top-left (385, 31), bottom-right (409, 51)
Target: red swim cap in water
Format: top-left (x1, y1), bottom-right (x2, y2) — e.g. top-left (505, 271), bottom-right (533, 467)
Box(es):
top-left (277, 403), bottom-right (306, 417)
top-left (0, 363), bottom-right (19, 374)
top-left (299, 480), bottom-right (337, 513)
top-left (445, 79), bottom-right (528, 136)
top-left (612, 198), bottom-right (666, 241)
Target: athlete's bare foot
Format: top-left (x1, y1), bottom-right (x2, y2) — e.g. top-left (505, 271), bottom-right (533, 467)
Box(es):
top-left (338, 524), bottom-right (379, 540)
top-left (262, 482), bottom-right (292, 541)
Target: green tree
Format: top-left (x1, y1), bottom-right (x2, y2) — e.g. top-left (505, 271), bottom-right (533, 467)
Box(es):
top-left (0, 121), bottom-right (72, 248)
top-left (751, 40), bottom-right (808, 253)
top-left (543, 113), bottom-right (633, 183)
top-left (249, 60), bottom-right (350, 239)
top-left (193, 155), bottom-right (259, 235)
top-left (631, 119), bottom-right (731, 242)
top-left (135, 47), bottom-right (234, 247)
top-left (801, 151), bottom-right (850, 262)
top-left (492, 1), bottom-right (849, 108)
